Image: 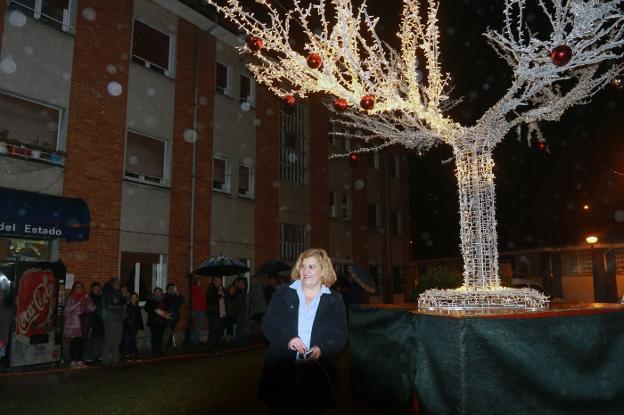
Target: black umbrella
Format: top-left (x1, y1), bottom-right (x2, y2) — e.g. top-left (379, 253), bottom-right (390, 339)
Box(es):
top-left (348, 265), bottom-right (376, 293)
top-left (194, 256), bottom-right (250, 276)
top-left (255, 260), bottom-right (291, 277)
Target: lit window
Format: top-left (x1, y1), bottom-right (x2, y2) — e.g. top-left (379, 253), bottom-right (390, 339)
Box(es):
top-left (240, 73), bottom-right (255, 105)
top-left (238, 164), bottom-right (253, 197)
top-left (0, 93), bottom-right (60, 153)
top-left (213, 156), bottom-right (230, 192)
top-left (132, 20), bottom-right (173, 76)
top-left (216, 62), bottom-right (231, 96)
top-left (125, 131), bottom-right (167, 184)
top-left (9, 0), bottom-right (74, 33)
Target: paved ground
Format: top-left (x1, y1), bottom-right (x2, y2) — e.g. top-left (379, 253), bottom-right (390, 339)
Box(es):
top-left (0, 347), bottom-right (384, 415)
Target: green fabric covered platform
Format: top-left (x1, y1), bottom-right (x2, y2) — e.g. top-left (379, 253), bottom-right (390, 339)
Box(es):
top-left (349, 303), bottom-right (624, 415)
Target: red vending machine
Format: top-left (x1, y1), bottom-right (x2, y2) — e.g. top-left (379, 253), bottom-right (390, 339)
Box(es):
top-left (6, 261), bottom-right (65, 368)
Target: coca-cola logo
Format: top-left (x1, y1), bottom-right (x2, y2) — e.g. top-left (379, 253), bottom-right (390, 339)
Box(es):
top-left (15, 269), bottom-right (56, 337)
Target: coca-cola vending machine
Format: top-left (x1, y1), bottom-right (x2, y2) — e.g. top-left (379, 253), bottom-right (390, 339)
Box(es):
top-left (5, 260), bottom-right (65, 368)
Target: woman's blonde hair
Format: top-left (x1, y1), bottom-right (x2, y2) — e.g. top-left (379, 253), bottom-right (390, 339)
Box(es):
top-left (291, 248), bottom-right (337, 287)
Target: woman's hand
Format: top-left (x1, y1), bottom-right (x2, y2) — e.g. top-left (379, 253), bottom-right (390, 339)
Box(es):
top-left (308, 346), bottom-right (321, 361)
top-left (288, 337), bottom-right (307, 354)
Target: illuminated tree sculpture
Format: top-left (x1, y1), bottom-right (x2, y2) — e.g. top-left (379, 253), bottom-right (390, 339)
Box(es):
top-left (206, 0), bottom-right (624, 309)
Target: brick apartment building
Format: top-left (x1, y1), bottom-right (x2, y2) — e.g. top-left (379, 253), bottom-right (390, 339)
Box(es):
top-left (0, 0), bottom-right (412, 337)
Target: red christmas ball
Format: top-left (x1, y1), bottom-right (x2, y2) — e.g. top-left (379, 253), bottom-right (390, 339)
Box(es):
top-left (307, 53), bottom-right (323, 69)
top-left (283, 95), bottom-right (296, 107)
top-left (360, 94), bottom-right (375, 110)
top-left (551, 45), bottom-right (572, 66)
top-left (349, 153), bottom-right (360, 165)
top-left (246, 36), bottom-right (263, 53)
top-left (334, 98), bottom-right (348, 112)
top-left (536, 142), bottom-right (547, 151)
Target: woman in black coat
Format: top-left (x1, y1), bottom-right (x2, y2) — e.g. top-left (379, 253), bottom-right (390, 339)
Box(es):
top-left (259, 248), bottom-right (347, 414)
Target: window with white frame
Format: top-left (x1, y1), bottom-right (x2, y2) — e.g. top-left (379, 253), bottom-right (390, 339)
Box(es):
top-left (280, 102), bottom-right (306, 184)
top-left (391, 155), bottom-right (401, 179)
top-left (240, 73), bottom-right (255, 106)
top-left (280, 223), bottom-right (308, 261)
top-left (125, 131), bottom-right (168, 185)
top-left (341, 193), bottom-right (352, 221)
top-left (216, 62), bottom-right (232, 96)
top-left (368, 202), bottom-right (381, 228)
top-left (132, 20), bottom-right (174, 77)
top-left (0, 92), bottom-right (61, 153)
top-left (562, 251), bottom-right (593, 275)
top-left (329, 191), bottom-right (338, 218)
top-left (238, 163), bottom-right (253, 197)
top-left (120, 252), bottom-right (167, 302)
top-left (9, 0), bottom-right (75, 33)
top-left (368, 151), bottom-right (380, 170)
top-left (391, 210), bottom-right (402, 235)
top-left (213, 156), bottom-right (230, 193)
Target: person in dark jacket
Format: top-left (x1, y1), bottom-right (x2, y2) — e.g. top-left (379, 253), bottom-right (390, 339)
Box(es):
top-left (164, 283), bottom-right (185, 348)
top-left (102, 278), bottom-right (126, 367)
top-left (259, 248), bottom-right (347, 415)
top-left (85, 282), bottom-right (104, 363)
top-left (145, 287), bottom-right (170, 357)
top-left (206, 276), bottom-right (226, 353)
top-left (122, 292), bottom-right (144, 361)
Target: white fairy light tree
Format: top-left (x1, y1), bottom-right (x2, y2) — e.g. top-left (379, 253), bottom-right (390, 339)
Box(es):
top-left (206, 0), bottom-right (624, 309)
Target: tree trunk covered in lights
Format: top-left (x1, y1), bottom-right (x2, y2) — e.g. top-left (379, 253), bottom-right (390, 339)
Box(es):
top-left (454, 145), bottom-right (500, 290)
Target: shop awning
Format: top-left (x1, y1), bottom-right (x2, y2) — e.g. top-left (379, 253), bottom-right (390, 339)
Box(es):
top-left (0, 187), bottom-right (90, 242)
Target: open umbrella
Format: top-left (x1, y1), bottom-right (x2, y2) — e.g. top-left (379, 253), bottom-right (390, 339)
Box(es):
top-left (348, 265), bottom-right (376, 294)
top-left (255, 260), bottom-right (291, 277)
top-left (194, 256), bottom-right (250, 276)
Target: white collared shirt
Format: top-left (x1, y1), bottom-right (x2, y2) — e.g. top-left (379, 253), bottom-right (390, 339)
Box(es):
top-left (289, 279), bottom-right (331, 351)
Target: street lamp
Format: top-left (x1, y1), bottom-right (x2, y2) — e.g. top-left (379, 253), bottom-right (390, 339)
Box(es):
top-left (586, 235), bottom-right (598, 244)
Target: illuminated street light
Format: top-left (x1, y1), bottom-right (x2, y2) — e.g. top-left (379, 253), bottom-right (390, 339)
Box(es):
top-left (583, 204), bottom-right (590, 210)
top-left (586, 235), bottom-right (598, 244)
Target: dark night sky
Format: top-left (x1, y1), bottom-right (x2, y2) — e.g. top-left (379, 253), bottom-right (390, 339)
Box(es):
top-left (195, 0), bottom-right (624, 258)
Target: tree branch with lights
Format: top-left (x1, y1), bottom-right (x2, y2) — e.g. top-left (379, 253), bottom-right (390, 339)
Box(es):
top-left (206, 0), bottom-right (624, 310)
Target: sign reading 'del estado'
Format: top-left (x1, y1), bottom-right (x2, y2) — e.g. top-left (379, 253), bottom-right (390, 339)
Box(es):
top-left (0, 222), bottom-right (64, 238)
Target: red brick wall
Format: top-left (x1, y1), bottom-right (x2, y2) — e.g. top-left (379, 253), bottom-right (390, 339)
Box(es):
top-left (352, 154), bottom-right (369, 266)
top-left (308, 97), bottom-right (330, 249)
top-left (255, 88), bottom-right (280, 265)
top-left (61, 0), bottom-right (133, 284)
top-left (168, 20), bottom-right (205, 330)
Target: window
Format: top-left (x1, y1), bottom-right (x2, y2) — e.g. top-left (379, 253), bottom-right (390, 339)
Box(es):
top-left (329, 123), bottom-right (340, 147)
top-left (329, 191), bottom-right (337, 218)
top-left (368, 203), bottom-right (381, 228)
top-left (343, 136), bottom-right (351, 153)
top-left (132, 20), bottom-right (173, 76)
top-left (9, 0), bottom-right (74, 33)
top-left (240, 73), bottom-right (255, 106)
top-left (0, 237), bottom-right (51, 262)
top-left (216, 62), bottom-right (231, 96)
top-left (391, 155), bottom-right (400, 179)
top-left (120, 252), bottom-right (167, 302)
top-left (392, 265), bottom-right (404, 294)
top-left (238, 164), bottom-right (253, 197)
top-left (0, 92), bottom-right (61, 153)
top-left (280, 223), bottom-right (308, 261)
top-left (562, 251), bottom-right (593, 275)
top-left (368, 151), bottom-right (380, 170)
top-left (213, 156), bottom-right (230, 193)
top-left (369, 263), bottom-right (383, 295)
top-left (341, 193), bottom-right (352, 221)
top-left (391, 210), bottom-right (402, 235)
top-left (125, 131), bottom-right (167, 185)
top-left (280, 102), bottom-right (306, 184)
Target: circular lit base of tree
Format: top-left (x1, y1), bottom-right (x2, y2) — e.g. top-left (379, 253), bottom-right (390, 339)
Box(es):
top-left (418, 286), bottom-right (550, 311)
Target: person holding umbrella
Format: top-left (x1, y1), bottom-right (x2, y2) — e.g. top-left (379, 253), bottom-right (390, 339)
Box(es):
top-left (259, 248), bottom-right (348, 414)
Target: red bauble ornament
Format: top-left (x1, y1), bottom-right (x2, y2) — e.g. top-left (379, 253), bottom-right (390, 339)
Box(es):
top-left (307, 53), bottom-right (323, 69)
top-left (334, 98), bottom-right (348, 112)
top-left (283, 95), bottom-right (296, 107)
top-left (349, 153), bottom-right (360, 166)
top-left (551, 45), bottom-right (572, 66)
top-left (536, 142), bottom-right (547, 151)
top-left (246, 36), bottom-right (263, 53)
top-left (360, 94), bottom-right (375, 110)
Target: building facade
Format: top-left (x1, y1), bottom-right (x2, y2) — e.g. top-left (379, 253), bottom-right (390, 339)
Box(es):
top-left (0, 0), bottom-right (412, 340)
